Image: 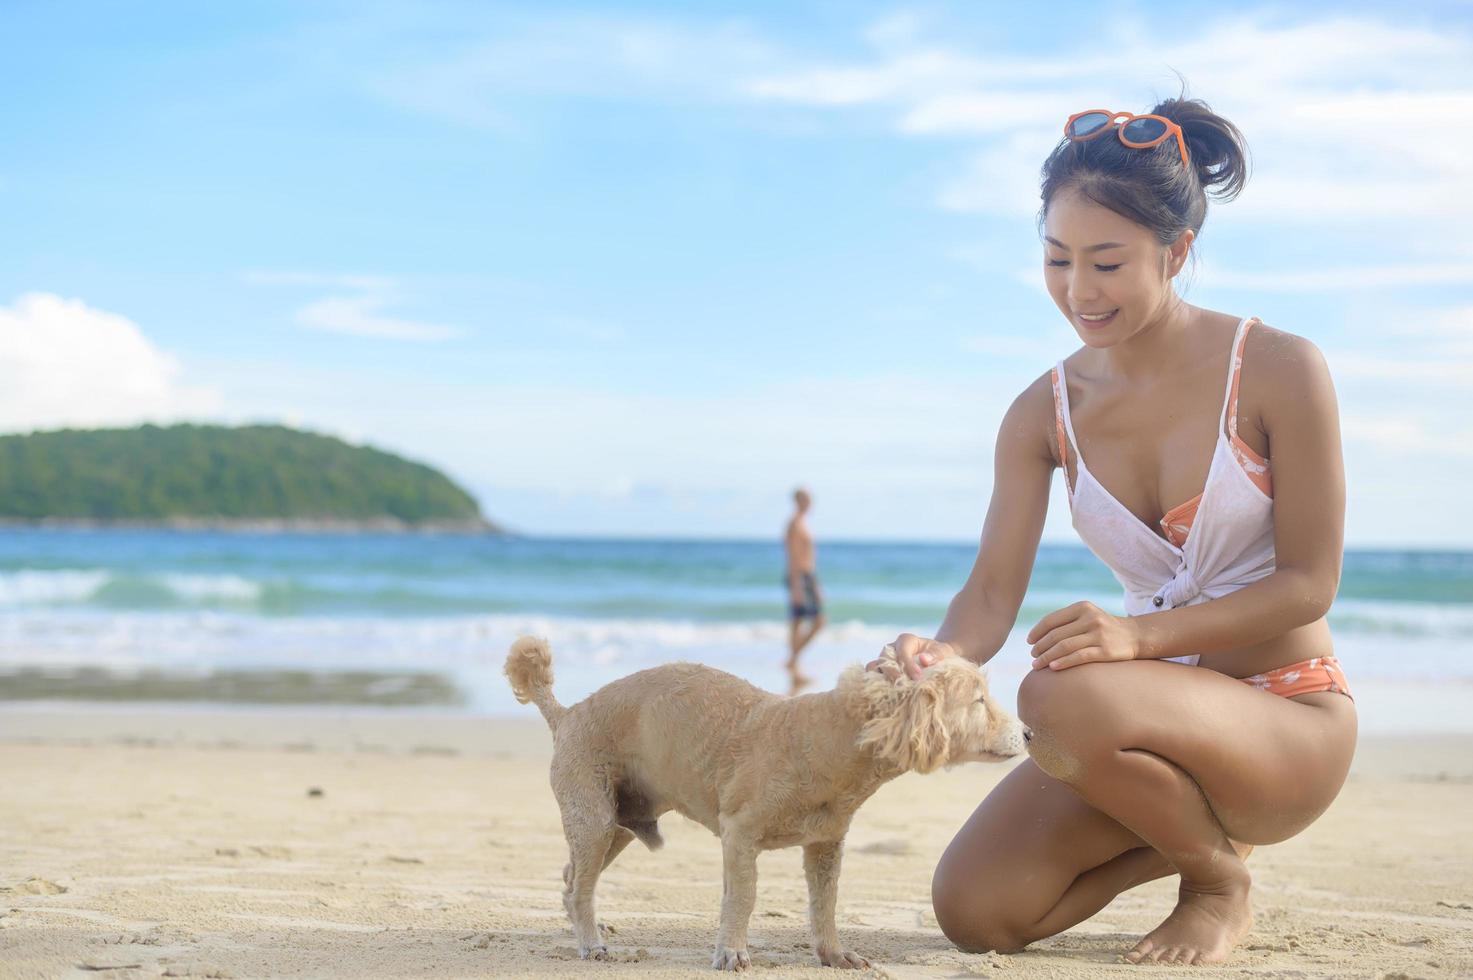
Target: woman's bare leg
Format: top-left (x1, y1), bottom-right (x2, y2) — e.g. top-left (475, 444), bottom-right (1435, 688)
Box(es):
top-left (932, 758), bottom-right (1172, 952)
top-left (1015, 661), bottom-right (1355, 965)
top-left (933, 661), bottom-right (1353, 965)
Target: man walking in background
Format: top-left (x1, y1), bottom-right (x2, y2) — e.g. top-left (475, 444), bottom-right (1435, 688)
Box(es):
top-left (784, 487), bottom-right (825, 694)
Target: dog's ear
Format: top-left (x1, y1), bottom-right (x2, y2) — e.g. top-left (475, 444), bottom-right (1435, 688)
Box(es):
top-left (856, 671), bottom-right (951, 774)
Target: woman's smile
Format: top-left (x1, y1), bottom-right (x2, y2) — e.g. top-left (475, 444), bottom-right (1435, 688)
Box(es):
top-left (1076, 309), bottom-right (1119, 328)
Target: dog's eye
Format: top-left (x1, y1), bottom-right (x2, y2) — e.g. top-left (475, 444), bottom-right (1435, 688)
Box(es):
top-left (975, 696), bottom-right (987, 707)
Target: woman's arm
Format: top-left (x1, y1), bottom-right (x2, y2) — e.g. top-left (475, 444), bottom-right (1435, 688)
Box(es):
top-left (883, 376), bottom-right (1057, 676)
top-left (1029, 330), bottom-right (1346, 669)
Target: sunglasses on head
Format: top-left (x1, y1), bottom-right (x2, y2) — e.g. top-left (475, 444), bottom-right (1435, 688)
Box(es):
top-left (1065, 110), bottom-right (1190, 168)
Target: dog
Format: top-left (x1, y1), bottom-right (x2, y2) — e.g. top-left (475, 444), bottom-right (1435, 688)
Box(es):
top-left (504, 636), bottom-right (1026, 971)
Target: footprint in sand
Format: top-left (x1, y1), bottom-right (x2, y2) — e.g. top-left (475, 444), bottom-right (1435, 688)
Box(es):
top-left (2, 877), bottom-right (67, 895)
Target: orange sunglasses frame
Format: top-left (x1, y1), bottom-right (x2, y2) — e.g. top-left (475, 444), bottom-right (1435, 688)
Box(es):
top-left (1064, 109), bottom-right (1190, 168)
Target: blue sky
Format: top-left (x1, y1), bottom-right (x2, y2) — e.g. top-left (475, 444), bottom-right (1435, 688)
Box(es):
top-left (3, 1), bottom-right (1471, 546)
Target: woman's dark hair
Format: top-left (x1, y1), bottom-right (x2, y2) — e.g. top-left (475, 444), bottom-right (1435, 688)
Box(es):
top-left (1037, 82), bottom-right (1250, 251)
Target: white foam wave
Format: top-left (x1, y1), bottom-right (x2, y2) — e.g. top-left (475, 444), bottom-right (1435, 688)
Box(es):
top-left (1329, 597), bottom-right (1473, 637)
top-left (0, 569), bottom-right (263, 606)
top-left (159, 574), bottom-right (262, 602)
top-left (0, 570), bottom-right (110, 605)
top-left (2, 608), bottom-right (1469, 704)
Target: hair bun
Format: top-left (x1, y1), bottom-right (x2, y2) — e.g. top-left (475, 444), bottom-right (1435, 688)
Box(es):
top-left (1150, 95), bottom-right (1250, 202)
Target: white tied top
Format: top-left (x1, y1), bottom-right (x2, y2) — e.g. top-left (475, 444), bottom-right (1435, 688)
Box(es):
top-left (1051, 316), bottom-right (1276, 666)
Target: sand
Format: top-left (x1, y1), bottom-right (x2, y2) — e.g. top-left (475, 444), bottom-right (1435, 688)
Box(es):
top-left (1, 706), bottom-right (1470, 979)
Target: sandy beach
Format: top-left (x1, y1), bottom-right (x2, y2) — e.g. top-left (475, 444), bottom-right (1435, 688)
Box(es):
top-left (1, 705), bottom-right (1470, 980)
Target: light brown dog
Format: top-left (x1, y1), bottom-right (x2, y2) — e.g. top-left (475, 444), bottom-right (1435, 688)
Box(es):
top-left (504, 636), bottom-right (1026, 971)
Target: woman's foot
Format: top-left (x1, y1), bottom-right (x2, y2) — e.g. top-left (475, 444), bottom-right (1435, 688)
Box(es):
top-left (1124, 870), bottom-right (1253, 966)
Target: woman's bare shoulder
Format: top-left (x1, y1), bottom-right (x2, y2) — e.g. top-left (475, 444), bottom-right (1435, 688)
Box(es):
top-left (1246, 320), bottom-right (1332, 388)
top-left (998, 370), bottom-right (1065, 465)
top-left (1241, 321), bottom-right (1336, 430)
top-left (1009, 369), bottom-right (1059, 422)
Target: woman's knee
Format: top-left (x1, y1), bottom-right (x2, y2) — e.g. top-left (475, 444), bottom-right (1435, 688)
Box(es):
top-left (1017, 666), bottom-right (1122, 782)
top-left (1020, 663), bottom-right (1131, 728)
top-left (931, 858), bottom-right (1031, 954)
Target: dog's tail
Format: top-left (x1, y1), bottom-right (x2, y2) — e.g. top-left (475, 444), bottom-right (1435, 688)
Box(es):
top-left (505, 636), bottom-right (566, 729)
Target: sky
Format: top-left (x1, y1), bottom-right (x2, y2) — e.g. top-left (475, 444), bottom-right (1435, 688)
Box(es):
top-left (2, 0), bottom-right (1471, 546)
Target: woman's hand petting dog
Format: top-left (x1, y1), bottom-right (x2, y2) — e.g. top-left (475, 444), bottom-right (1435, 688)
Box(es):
top-left (865, 634), bottom-right (960, 682)
top-left (1027, 601), bottom-right (1143, 670)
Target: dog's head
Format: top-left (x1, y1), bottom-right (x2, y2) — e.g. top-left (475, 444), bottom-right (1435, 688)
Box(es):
top-left (844, 658), bottom-right (1027, 774)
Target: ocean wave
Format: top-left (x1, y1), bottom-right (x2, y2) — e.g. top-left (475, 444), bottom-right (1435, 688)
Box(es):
top-left (0, 569), bottom-right (110, 605)
top-left (1327, 598), bottom-right (1473, 639)
top-left (0, 563), bottom-right (1470, 645)
top-left (0, 569), bottom-right (264, 608)
top-left (1, 606), bottom-right (1468, 674)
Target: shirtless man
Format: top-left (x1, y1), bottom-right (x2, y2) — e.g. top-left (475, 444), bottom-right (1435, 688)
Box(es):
top-left (784, 487), bottom-right (825, 692)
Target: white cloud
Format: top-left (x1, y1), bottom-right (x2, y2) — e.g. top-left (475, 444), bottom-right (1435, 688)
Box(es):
top-left (1336, 355), bottom-right (1469, 384)
top-left (745, 12), bottom-right (1473, 248)
top-left (0, 293), bottom-right (221, 434)
top-left (936, 132), bottom-right (1057, 217)
top-left (1324, 303), bottom-right (1473, 388)
top-left (312, 8), bottom-right (1473, 247)
top-left (296, 294), bottom-right (462, 342)
top-left (1424, 307), bottom-right (1473, 354)
top-left (1342, 412), bottom-right (1473, 458)
top-left (312, 13), bottom-right (779, 128)
top-left (1206, 262), bottom-right (1473, 292)
top-left (247, 272), bottom-right (463, 342)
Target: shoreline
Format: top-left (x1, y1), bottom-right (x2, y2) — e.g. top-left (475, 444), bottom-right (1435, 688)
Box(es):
top-left (1, 704), bottom-right (1472, 777)
top-left (4, 671), bottom-right (1472, 736)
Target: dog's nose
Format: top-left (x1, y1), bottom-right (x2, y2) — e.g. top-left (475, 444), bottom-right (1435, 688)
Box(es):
top-left (1022, 726), bottom-right (1033, 743)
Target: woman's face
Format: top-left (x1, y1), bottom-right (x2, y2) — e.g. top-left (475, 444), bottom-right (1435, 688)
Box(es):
top-left (1042, 188), bottom-right (1190, 348)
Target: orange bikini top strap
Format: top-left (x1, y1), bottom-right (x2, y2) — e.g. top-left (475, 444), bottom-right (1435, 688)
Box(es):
top-left (1051, 365), bottom-right (1073, 496)
top-left (1221, 317), bottom-right (1258, 439)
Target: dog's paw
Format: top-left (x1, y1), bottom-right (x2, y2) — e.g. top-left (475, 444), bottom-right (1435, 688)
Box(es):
top-left (711, 946), bottom-right (751, 971)
top-left (579, 943), bottom-right (609, 961)
top-left (817, 947), bottom-right (870, 969)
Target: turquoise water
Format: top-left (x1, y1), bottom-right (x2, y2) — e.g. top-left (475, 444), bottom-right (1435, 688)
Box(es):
top-left (1, 530), bottom-right (1469, 715)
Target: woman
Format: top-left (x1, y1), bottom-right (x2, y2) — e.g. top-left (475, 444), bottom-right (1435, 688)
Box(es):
top-left (870, 95), bottom-right (1356, 966)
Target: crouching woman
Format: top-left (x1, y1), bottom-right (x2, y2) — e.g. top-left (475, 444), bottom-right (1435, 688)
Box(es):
top-left (871, 94), bottom-right (1355, 966)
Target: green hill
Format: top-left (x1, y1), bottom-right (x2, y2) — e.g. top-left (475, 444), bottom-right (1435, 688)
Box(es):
top-left (0, 423), bottom-right (497, 531)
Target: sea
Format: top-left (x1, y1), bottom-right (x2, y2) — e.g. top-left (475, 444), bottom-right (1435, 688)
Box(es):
top-left (1, 530), bottom-right (1469, 732)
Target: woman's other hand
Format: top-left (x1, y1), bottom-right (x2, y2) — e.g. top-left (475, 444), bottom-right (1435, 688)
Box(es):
top-left (1027, 601), bottom-right (1142, 670)
top-left (865, 633), bottom-right (959, 681)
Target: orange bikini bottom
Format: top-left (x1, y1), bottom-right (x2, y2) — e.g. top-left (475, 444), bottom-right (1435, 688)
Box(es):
top-left (1240, 656), bottom-right (1352, 701)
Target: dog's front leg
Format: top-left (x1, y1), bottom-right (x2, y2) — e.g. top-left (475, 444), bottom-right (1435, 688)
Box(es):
top-left (804, 840), bottom-right (869, 969)
top-left (712, 831), bottom-right (759, 971)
